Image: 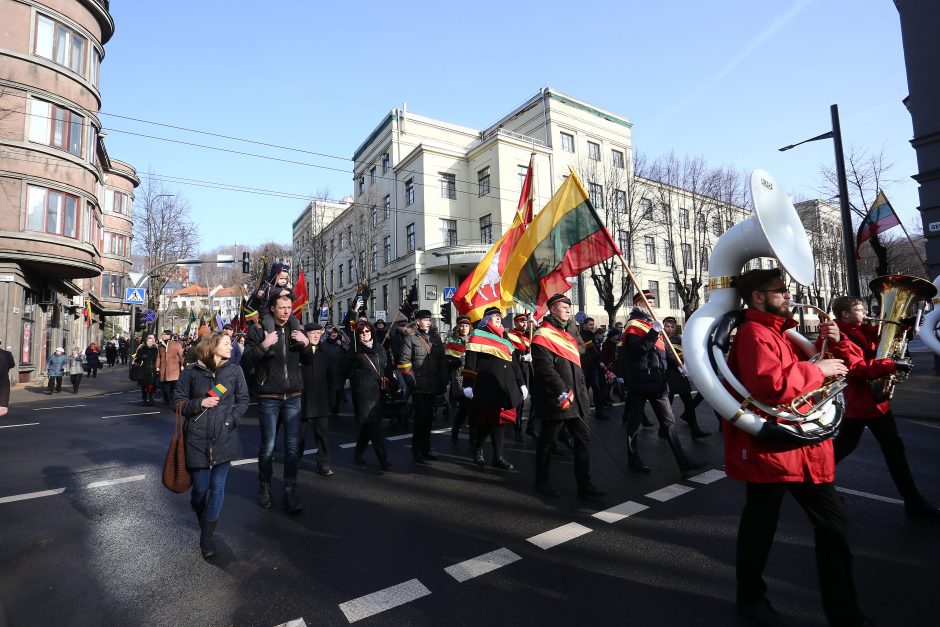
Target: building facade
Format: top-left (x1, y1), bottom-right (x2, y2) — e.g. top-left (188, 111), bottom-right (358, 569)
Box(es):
top-left (0, 0), bottom-right (136, 382)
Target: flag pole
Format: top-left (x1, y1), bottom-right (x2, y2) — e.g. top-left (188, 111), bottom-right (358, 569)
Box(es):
top-left (882, 190), bottom-right (930, 274)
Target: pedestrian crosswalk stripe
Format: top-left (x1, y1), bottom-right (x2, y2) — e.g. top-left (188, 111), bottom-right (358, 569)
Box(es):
top-left (645, 484), bottom-right (695, 502)
top-left (0, 488), bottom-right (66, 504)
top-left (445, 547), bottom-right (521, 582)
top-left (527, 522), bottom-right (592, 550)
top-left (86, 475), bottom-right (146, 489)
top-left (339, 578), bottom-right (431, 623)
top-left (835, 486), bottom-right (903, 505)
top-left (687, 469), bottom-right (726, 484)
top-left (592, 501), bottom-right (649, 523)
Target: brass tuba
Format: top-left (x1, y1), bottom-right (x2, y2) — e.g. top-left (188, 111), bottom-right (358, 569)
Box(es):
top-left (868, 275), bottom-right (937, 402)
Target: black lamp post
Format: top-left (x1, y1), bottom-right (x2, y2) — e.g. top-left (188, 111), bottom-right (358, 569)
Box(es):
top-left (779, 104), bottom-right (860, 297)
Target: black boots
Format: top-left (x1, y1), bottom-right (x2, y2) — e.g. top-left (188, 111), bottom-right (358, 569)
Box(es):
top-left (258, 482), bottom-right (272, 509)
top-left (283, 487), bottom-right (303, 514)
top-left (200, 520), bottom-right (217, 558)
top-left (473, 448), bottom-right (486, 466)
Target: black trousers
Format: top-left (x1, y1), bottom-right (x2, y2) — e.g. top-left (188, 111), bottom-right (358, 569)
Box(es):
top-left (161, 381), bottom-right (177, 405)
top-left (737, 481), bottom-right (862, 627)
top-left (47, 376), bottom-right (62, 392)
top-left (834, 412), bottom-right (922, 503)
top-left (412, 393), bottom-right (435, 457)
top-left (536, 418), bottom-right (591, 487)
top-left (355, 422), bottom-right (388, 461)
top-left (625, 392), bottom-right (691, 468)
top-left (666, 368), bottom-right (703, 415)
top-left (70, 373), bottom-right (82, 392)
top-left (298, 415), bottom-right (331, 466)
top-left (451, 397), bottom-right (470, 433)
top-left (584, 367), bottom-right (606, 410)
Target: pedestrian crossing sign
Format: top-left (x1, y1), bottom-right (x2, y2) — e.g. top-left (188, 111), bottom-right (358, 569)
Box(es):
top-left (124, 288), bottom-right (146, 305)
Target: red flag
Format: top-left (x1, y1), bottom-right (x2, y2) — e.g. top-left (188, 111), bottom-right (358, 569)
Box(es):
top-left (292, 269), bottom-right (309, 321)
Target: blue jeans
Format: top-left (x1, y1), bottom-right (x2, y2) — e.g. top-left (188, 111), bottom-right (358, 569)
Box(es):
top-left (190, 462), bottom-right (231, 522)
top-left (257, 395), bottom-right (301, 487)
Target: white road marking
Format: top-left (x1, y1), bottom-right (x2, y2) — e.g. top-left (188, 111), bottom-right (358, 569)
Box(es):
top-left (32, 404), bottom-right (86, 411)
top-left (339, 442), bottom-right (357, 449)
top-left (231, 458), bottom-right (257, 466)
top-left (645, 484), bottom-right (695, 502)
top-left (0, 422), bottom-right (40, 429)
top-left (526, 522), bottom-right (593, 550)
top-left (339, 578), bottom-right (431, 623)
top-left (908, 420), bottom-right (940, 430)
top-left (102, 411), bottom-right (161, 418)
top-left (431, 428), bottom-right (450, 434)
top-left (687, 469), bottom-right (726, 485)
top-left (303, 448), bottom-right (319, 455)
top-left (592, 501), bottom-right (649, 523)
top-left (274, 620), bottom-right (307, 627)
top-left (386, 433), bottom-right (413, 441)
top-left (86, 474), bottom-right (146, 489)
top-left (0, 488), bottom-right (66, 504)
top-left (445, 547), bottom-right (521, 582)
top-left (836, 486), bottom-right (904, 505)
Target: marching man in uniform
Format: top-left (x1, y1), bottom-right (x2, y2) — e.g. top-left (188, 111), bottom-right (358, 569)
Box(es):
top-left (506, 312), bottom-right (533, 440)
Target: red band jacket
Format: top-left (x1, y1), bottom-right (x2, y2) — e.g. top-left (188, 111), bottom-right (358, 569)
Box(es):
top-left (725, 308), bottom-right (834, 484)
top-left (818, 321), bottom-right (895, 420)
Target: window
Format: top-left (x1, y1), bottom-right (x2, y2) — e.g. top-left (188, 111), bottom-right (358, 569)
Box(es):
top-left (383, 194), bottom-right (391, 220)
top-left (614, 189), bottom-right (626, 212)
top-left (647, 281), bottom-right (660, 304)
top-left (661, 204), bottom-right (672, 225)
top-left (82, 202), bottom-right (92, 244)
top-left (28, 99), bottom-right (83, 157)
top-left (34, 14), bottom-right (87, 76)
top-left (480, 214), bottom-right (493, 244)
top-left (644, 235), bottom-right (656, 264)
top-left (26, 185), bottom-right (80, 239)
top-left (518, 165), bottom-right (528, 188)
top-left (712, 214), bottom-right (723, 236)
top-left (701, 247), bottom-right (710, 271)
top-left (587, 141), bottom-right (601, 161)
top-left (348, 259), bottom-right (353, 283)
top-left (384, 236), bottom-right (391, 264)
top-left (338, 265), bottom-right (343, 286)
top-left (618, 230), bottom-right (631, 262)
top-left (440, 219), bottom-right (457, 246)
top-left (371, 205), bottom-right (377, 227)
top-left (382, 152), bottom-right (390, 173)
top-left (440, 172), bottom-right (456, 199)
top-left (90, 49), bottom-right (100, 88)
top-left (478, 167), bottom-right (490, 196)
top-left (406, 223), bottom-right (415, 252)
top-left (382, 284), bottom-right (389, 312)
top-left (86, 124), bottom-right (97, 163)
top-left (560, 132), bottom-right (575, 153)
top-left (358, 176), bottom-right (365, 195)
top-left (106, 189), bottom-right (130, 215)
top-left (696, 213), bottom-right (705, 231)
top-left (612, 149), bottom-right (625, 169)
top-left (405, 179), bottom-right (414, 205)
top-left (663, 239), bottom-right (674, 265)
top-left (348, 224), bottom-right (354, 247)
top-left (679, 208), bottom-right (689, 229)
top-left (103, 231), bottom-right (127, 257)
top-left (101, 273), bottom-right (126, 299)
top-left (329, 268), bottom-right (334, 290)
top-left (681, 243), bottom-right (693, 269)
top-left (370, 166), bottom-right (377, 185)
top-left (589, 183), bottom-right (604, 210)
top-left (668, 283), bottom-right (679, 309)
top-left (330, 238), bottom-right (335, 256)
top-left (339, 232), bottom-right (344, 250)
top-left (640, 198), bottom-right (652, 219)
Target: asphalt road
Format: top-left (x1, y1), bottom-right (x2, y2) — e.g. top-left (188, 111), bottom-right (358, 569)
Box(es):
top-left (1, 364), bottom-right (938, 626)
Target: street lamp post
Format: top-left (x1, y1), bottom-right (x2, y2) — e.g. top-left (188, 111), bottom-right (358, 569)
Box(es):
top-left (779, 103), bottom-right (860, 297)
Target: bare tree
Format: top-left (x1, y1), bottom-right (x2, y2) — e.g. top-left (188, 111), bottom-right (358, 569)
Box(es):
top-left (132, 174), bottom-right (199, 310)
top-left (248, 241), bottom-right (293, 293)
top-left (349, 194), bottom-right (380, 315)
top-left (294, 188), bottom-right (334, 311)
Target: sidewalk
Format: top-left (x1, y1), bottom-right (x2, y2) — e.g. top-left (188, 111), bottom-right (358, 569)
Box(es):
top-left (7, 362), bottom-right (140, 408)
top-left (891, 350), bottom-right (940, 423)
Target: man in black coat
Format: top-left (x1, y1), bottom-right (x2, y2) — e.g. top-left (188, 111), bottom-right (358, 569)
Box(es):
top-left (579, 317), bottom-right (606, 419)
top-left (619, 291), bottom-right (704, 475)
top-left (531, 294), bottom-right (605, 499)
top-left (398, 309), bottom-right (445, 464)
top-left (299, 322), bottom-right (336, 477)
top-left (0, 341), bottom-right (14, 417)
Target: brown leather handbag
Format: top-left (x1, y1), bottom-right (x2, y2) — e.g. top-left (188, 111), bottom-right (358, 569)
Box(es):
top-left (162, 402), bottom-right (192, 493)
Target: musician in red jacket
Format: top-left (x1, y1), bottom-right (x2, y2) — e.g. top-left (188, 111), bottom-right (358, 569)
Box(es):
top-left (727, 269), bottom-right (869, 627)
top-left (824, 296), bottom-right (938, 517)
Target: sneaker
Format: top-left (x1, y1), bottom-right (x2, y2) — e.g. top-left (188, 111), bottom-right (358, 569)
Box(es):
top-left (316, 465), bottom-right (335, 477)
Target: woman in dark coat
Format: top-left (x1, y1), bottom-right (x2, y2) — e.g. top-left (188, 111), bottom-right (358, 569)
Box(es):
top-left (132, 334), bottom-right (159, 406)
top-left (346, 321), bottom-right (393, 470)
top-left (84, 343), bottom-right (101, 378)
top-left (175, 332), bottom-right (249, 558)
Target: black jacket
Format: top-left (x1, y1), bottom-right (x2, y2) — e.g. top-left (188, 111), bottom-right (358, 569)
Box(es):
top-left (531, 318), bottom-right (589, 420)
top-left (175, 360), bottom-right (250, 469)
top-left (321, 338), bottom-right (350, 388)
top-left (132, 345), bottom-right (159, 387)
top-left (241, 320), bottom-right (304, 396)
top-left (618, 308), bottom-right (669, 396)
top-left (398, 328), bottom-right (445, 394)
top-left (300, 343), bottom-right (334, 418)
top-left (347, 342), bottom-right (395, 424)
top-left (464, 333), bottom-right (524, 410)
top-left (579, 328), bottom-right (601, 371)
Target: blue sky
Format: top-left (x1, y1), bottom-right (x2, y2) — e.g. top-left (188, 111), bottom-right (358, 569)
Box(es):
top-left (102, 0), bottom-right (917, 251)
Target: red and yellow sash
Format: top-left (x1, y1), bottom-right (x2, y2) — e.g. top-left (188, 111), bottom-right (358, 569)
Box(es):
top-left (533, 323), bottom-right (581, 366)
top-left (623, 319), bottom-right (665, 351)
top-left (465, 328), bottom-right (513, 362)
top-left (506, 329), bottom-right (531, 352)
top-left (445, 338), bottom-right (466, 359)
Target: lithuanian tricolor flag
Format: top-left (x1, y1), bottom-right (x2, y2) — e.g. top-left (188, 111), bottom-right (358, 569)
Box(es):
top-left (855, 190), bottom-right (901, 259)
top-left (83, 299), bottom-right (92, 328)
top-left (501, 169), bottom-right (621, 319)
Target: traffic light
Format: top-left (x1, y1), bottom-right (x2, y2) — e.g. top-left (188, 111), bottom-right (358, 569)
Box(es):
top-left (441, 302), bottom-right (452, 325)
top-left (133, 310), bottom-right (144, 331)
top-left (241, 251), bottom-right (250, 274)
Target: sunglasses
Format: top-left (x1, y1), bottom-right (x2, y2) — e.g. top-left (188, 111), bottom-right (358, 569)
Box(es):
top-left (760, 287), bottom-right (790, 295)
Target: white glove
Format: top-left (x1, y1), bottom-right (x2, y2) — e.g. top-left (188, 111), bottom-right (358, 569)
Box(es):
top-left (678, 366), bottom-right (688, 376)
top-left (616, 377), bottom-right (624, 385)
top-left (521, 353), bottom-right (532, 363)
top-left (463, 387), bottom-right (474, 399)
top-left (651, 320), bottom-right (664, 333)
top-left (520, 385), bottom-right (528, 400)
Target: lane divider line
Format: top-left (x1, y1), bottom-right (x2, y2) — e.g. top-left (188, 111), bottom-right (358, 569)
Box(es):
top-left (338, 443), bottom-right (357, 449)
top-left (0, 488), bottom-right (66, 504)
top-left (273, 619), bottom-right (307, 627)
top-left (645, 484), bottom-right (695, 502)
top-left (386, 434), bottom-right (413, 441)
top-left (338, 578), bottom-right (431, 623)
top-left (86, 475), bottom-right (146, 489)
top-left (526, 522), bottom-right (592, 550)
top-left (592, 500), bottom-right (649, 524)
top-left (444, 547), bottom-right (521, 583)
top-left (0, 423), bottom-right (40, 429)
top-left (233, 449), bottom-right (320, 466)
top-left (32, 404), bottom-right (86, 411)
top-left (687, 469), bottom-right (726, 485)
top-left (835, 486), bottom-right (904, 505)
top-left (102, 412), bottom-right (161, 419)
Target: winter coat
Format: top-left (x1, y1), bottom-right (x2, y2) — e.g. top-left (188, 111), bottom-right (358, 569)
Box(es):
top-left (0, 349), bottom-right (14, 409)
top-left (579, 328), bottom-right (601, 371)
top-left (463, 328), bottom-right (525, 410)
top-left (619, 309), bottom-right (669, 397)
top-left (822, 322), bottom-right (896, 420)
top-left (321, 338), bottom-right (350, 389)
top-left (105, 344), bottom-right (117, 362)
top-left (241, 320), bottom-right (304, 397)
top-left (445, 335), bottom-right (469, 401)
top-left (175, 360), bottom-right (249, 469)
top-left (348, 342), bottom-right (395, 424)
top-left (84, 347), bottom-right (101, 369)
top-left (398, 328), bottom-right (445, 395)
top-left (46, 353), bottom-right (67, 377)
top-left (531, 318), bottom-right (590, 420)
top-left (67, 353), bottom-right (86, 375)
top-left (300, 342), bottom-right (335, 418)
top-left (158, 340), bottom-right (184, 382)
top-left (725, 307), bottom-right (833, 484)
top-left (132, 345), bottom-right (159, 388)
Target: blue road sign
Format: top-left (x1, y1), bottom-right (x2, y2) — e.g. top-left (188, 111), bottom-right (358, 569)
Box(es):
top-left (143, 309), bottom-right (158, 324)
top-left (319, 306), bottom-right (329, 320)
top-left (443, 287), bottom-right (456, 302)
top-left (124, 288), bottom-right (146, 305)
top-left (574, 311), bottom-right (587, 324)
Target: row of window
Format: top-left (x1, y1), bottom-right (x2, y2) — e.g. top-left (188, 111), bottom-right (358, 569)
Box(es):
top-left (34, 13), bottom-right (101, 87)
top-left (24, 184), bottom-right (129, 257)
top-left (27, 98), bottom-right (96, 162)
top-left (358, 152), bottom-right (392, 195)
top-left (559, 132), bottom-right (625, 168)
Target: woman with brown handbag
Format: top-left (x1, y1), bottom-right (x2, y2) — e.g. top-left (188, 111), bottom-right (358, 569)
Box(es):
top-left (347, 320), bottom-right (393, 471)
top-left (175, 332), bottom-right (250, 558)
